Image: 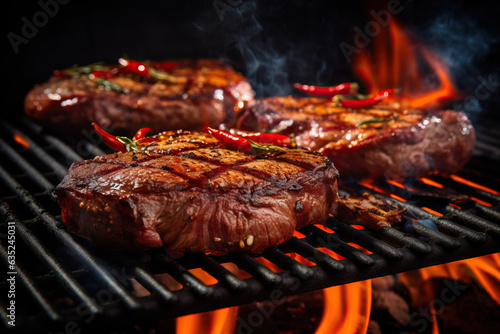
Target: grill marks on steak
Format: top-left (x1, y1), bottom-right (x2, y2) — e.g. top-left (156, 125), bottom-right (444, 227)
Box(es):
top-left (25, 59), bottom-right (254, 136)
top-left (55, 131), bottom-right (338, 254)
top-left (236, 96), bottom-right (476, 179)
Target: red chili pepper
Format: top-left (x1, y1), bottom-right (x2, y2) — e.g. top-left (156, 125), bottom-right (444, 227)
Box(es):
top-left (118, 58), bottom-right (149, 78)
top-left (92, 123), bottom-right (127, 153)
top-left (132, 127), bottom-right (154, 140)
top-left (339, 88), bottom-right (398, 109)
top-left (53, 69), bottom-right (70, 77)
top-left (293, 82), bottom-right (359, 98)
top-left (136, 137), bottom-right (159, 145)
top-left (237, 131), bottom-right (294, 147)
top-left (151, 61), bottom-right (179, 72)
top-left (373, 88), bottom-right (398, 98)
top-left (207, 127), bottom-right (252, 153)
top-left (207, 128), bottom-right (287, 155)
top-left (90, 70), bottom-right (114, 79)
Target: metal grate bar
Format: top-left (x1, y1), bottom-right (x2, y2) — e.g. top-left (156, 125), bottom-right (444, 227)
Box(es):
top-left (476, 204), bottom-right (500, 222)
top-left (285, 237), bottom-right (345, 273)
top-left (376, 227), bottom-right (432, 256)
top-left (155, 252), bottom-right (213, 298)
top-left (193, 254), bottom-right (248, 291)
top-left (303, 225), bottom-right (375, 266)
top-left (1, 116), bottom-right (500, 331)
top-left (429, 174), bottom-right (500, 204)
top-left (445, 205), bottom-right (500, 235)
top-left (263, 248), bottom-right (314, 280)
top-left (0, 204), bottom-right (101, 315)
top-left (0, 137), bottom-right (56, 193)
top-left (408, 221), bottom-right (461, 249)
top-left (0, 165), bottom-right (141, 311)
top-left (333, 222), bottom-right (404, 261)
top-left (230, 253), bottom-right (282, 285)
top-left (0, 123), bottom-right (68, 180)
top-left (132, 267), bottom-right (178, 304)
top-left (0, 242), bottom-right (62, 322)
top-left (409, 203), bottom-right (487, 244)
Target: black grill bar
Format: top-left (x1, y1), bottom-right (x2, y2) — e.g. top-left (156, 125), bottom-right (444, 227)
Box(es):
top-left (193, 254), bottom-right (248, 291)
top-left (263, 248), bottom-right (314, 280)
top-left (334, 222), bottom-right (404, 261)
top-left (0, 165), bottom-right (141, 311)
top-left (304, 225), bottom-right (376, 266)
top-left (409, 221), bottom-right (461, 249)
top-left (390, 201), bottom-right (488, 244)
top-left (0, 203), bottom-right (101, 316)
top-left (0, 122), bottom-right (68, 180)
top-left (285, 237), bottom-right (345, 272)
top-left (0, 242), bottom-right (63, 323)
top-left (446, 205), bottom-right (500, 235)
top-left (377, 227), bottom-right (432, 255)
top-left (230, 253), bottom-right (282, 285)
top-left (132, 267), bottom-right (178, 304)
top-left (154, 252), bottom-right (214, 298)
top-left (1, 116), bottom-right (500, 332)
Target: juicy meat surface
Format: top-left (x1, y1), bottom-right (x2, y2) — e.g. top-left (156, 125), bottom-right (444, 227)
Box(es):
top-left (25, 59), bottom-right (254, 136)
top-left (333, 193), bottom-right (407, 230)
top-left (236, 96), bottom-right (476, 179)
top-left (55, 131), bottom-right (339, 254)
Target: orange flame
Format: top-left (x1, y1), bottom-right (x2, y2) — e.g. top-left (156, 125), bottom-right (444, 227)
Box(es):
top-left (316, 281), bottom-right (372, 334)
top-left (174, 17), bottom-right (492, 334)
top-left (399, 253), bottom-right (500, 334)
top-left (353, 20), bottom-right (460, 109)
top-left (176, 268), bottom-right (238, 334)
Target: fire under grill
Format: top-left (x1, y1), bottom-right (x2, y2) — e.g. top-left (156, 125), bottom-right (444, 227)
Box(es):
top-left (1, 116), bottom-right (499, 332)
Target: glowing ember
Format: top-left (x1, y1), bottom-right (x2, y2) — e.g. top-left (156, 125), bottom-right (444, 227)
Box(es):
top-left (450, 174), bottom-right (500, 195)
top-left (421, 207), bottom-right (443, 217)
top-left (470, 196), bottom-right (492, 207)
top-left (13, 133), bottom-right (30, 148)
top-left (386, 179), bottom-right (406, 189)
top-left (419, 177), bottom-right (445, 189)
top-left (389, 193), bottom-right (407, 202)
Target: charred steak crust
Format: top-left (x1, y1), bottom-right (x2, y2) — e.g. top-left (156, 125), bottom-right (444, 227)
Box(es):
top-left (55, 131), bottom-right (339, 254)
top-left (236, 96), bottom-right (476, 179)
top-left (25, 59), bottom-right (254, 136)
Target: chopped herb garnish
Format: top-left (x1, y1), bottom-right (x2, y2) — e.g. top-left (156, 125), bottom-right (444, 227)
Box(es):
top-left (357, 117), bottom-right (393, 127)
top-left (93, 77), bottom-right (130, 94)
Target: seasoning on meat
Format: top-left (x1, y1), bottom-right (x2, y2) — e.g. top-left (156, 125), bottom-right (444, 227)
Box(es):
top-left (236, 96), bottom-right (475, 179)
top-left (55, 130), bottom-right (339, 254)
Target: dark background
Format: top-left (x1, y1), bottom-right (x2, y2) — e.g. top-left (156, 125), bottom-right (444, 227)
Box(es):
top-left (5, 0), bottom-right (500, 123)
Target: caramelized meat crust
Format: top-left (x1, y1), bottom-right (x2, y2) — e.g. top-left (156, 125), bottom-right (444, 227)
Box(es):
top-left (55, 131), bottom-right (339, 254)
top-left (236, 96), bottom-right (476, 179)
top-left (25, 59), bottom-right (253, 136)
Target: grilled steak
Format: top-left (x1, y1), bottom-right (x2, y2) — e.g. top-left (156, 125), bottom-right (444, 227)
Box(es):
top-left (236, 96), bottom-right (476, 179)
top-left (333, 193), bottom-right (406, 230)
top-left (25, 59), bottom-right (253, 136)
top-left (55, 131), bottom-right (338, 254)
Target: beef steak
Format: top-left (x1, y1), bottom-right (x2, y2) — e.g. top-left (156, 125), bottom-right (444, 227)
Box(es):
top-left (25, 59), bottom-right (254, 136)
top-left (236, 96), bottom-right (475, 179)
top-left (55, 131), bottom-right (338, 254)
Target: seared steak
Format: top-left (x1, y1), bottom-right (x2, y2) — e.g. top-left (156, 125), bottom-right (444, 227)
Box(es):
top-left (55, 131), bottom-right (338, 254)
top-left (236, 96), bottom-right (476, 179)
top-left (25, 59), bottom-right (253, 136)
top-left (333, 193), bottom-right (406, 230)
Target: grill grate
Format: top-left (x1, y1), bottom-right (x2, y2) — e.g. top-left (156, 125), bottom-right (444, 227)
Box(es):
top-left (1, 116), bottom-right (499, 332)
